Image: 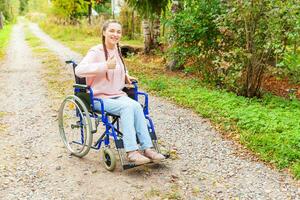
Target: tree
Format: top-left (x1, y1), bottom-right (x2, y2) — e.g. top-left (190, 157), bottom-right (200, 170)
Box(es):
top-left (85, 0), bottom-right (92, 25)
top-left (166, 0), bottom-right (183, 70)
top-left (19, 0), bottom-right (29, 15)
top-left (219, 0), bottom-right (300, 97)
top-left (0, 12), bottom-right (3, 29)
top-left (119, 4), bottom-right (141, 40)
top-left (125, 0), bottom-right (169, 54)
top-left (166, 0), bottom-right (222, 74)
top-left (27, 0), bottom-right (49, 13)
top-left (165, 0), bottom-right (300, 97)
top-left (51, 0), bottom-right (88, 23)
top-left (0, 0), bottom-right (19, 22)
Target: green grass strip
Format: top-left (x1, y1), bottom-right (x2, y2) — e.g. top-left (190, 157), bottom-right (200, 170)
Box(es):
top-left (0, 25), bottom-right (13, 59)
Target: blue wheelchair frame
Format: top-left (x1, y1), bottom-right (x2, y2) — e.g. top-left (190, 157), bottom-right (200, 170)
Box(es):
top-left (66, 60), bottom-right (159, 170)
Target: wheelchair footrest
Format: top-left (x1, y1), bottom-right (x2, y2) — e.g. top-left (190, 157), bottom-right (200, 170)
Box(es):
top-left (122, 163), bottom-right (136, 170)
top-left (163, 154), bottom-right (171, 159)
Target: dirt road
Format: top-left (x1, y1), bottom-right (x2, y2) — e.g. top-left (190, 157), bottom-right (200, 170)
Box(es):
top-left (0, 22), bottom-right (299, 200)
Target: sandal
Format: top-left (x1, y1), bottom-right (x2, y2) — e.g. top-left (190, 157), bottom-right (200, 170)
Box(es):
top-left (144, 149), bottom-right (165, 163)
top-left (127, 151), bottom-right (151, 165)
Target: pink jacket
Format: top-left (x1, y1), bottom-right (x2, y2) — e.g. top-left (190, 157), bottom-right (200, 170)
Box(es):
top-left (75, 44), bottom-right (127, 98)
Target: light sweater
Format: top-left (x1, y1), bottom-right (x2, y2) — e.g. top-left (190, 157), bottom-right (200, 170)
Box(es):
top-left (75, 44), bottom-right (127, 99)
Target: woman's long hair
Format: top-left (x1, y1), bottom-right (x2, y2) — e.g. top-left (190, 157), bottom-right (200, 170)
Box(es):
top-left (102, 20), bottom-right (127, 74)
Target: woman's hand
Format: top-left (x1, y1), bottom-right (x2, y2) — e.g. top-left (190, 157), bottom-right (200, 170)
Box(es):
top-left (125, 74), bottom-right (138, 84)
top-left (107, 55), bottom-right (116, 69)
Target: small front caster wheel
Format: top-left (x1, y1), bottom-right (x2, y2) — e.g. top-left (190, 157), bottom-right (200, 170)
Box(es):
top-left (102, 148), bottom-right (116, 171)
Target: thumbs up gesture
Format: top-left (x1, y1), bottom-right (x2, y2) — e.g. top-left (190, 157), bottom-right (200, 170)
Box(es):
top-left (107, 55), bottom-right (116, 69)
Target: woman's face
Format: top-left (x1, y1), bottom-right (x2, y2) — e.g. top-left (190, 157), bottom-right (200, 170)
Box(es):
top-left (103, 22), bottom-right (122, 47)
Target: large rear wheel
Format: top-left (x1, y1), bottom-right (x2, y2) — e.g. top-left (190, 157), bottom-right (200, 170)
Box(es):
top-left (58, 95), bottom-right (93, 157)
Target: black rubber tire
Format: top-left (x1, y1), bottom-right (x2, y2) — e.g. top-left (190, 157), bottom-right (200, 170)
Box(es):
top-left (102, 148), bottom-right (116, 171)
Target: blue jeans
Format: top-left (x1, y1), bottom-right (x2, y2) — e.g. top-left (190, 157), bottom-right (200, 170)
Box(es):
top-left (94, 96), bottom-right (153, 152)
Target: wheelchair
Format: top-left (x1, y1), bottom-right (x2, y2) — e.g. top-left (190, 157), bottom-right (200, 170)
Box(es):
top-left (58, 60), bottom-right (168, 171)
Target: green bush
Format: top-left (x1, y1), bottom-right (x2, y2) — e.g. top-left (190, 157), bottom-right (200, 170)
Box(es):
top-left (51, 0), bottom-right (88, 23)
top-left (166, 0), bottom-right (300, 97)
top-left (277, 52), bottom-right (300, 83)
top-left (166, 0), bottom-right (222, 81)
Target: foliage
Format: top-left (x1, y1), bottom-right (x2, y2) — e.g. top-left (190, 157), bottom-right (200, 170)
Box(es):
top-left (0, 24), bottom-right (13, 58)
top-left (125, 0), bottom-right (169, 20)
top-left (166, 0), bottom-right (222, 81)
top-left (27, 0), bottom-right (49, 13)
top-left (166, 0), bottom-right (300, 98)
top-left (0, 0), bottom-right (19, 22)
top-left (119, 4), bottom-right (142, 40)
top-left (125, 0), bottom-right (169, 53)
top-left (19, 0), bottom-right (28, 14)
top-left (277, 52), bottom-right (300, 83)
top-left (93, 0), bottom-right (110, 15)
top-left (275, 2), bottom-right (300, 83)
top-left (218, 0), bottom-right (300, 97)
top-left (50, 0), bottom-right (89, 23)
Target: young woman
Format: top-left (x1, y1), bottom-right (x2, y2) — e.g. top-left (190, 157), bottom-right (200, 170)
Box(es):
top-left (75, 20), bottom-right (165, 165)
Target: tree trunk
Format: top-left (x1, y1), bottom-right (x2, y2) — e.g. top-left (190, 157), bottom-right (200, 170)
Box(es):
top-left (241, 6), bottom-right (269, 98)
top-left (242, 47), bottom-right (272, 98)
top-left (142, 19), bottom-right (151, 54)
top-left (166, 0), bottom-right (183, 70)
top-left (0, 12), bottom-right (3, 29)
top-left (152, 17), bottom-right (160, 48)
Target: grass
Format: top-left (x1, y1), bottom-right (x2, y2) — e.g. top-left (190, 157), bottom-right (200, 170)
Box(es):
top-left (0, 24), bottom-right (12, 131)
top-left (33, 20), bottom-right (300, 179)
top-left (0, 24), bottom-right (13, 59)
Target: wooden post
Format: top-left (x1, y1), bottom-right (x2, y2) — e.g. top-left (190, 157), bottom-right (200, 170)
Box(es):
top-left (0, 12), bottom-right (4, 30)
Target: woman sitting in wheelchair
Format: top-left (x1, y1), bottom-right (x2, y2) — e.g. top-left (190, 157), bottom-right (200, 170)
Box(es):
top-left (75, 20), bottom-right (165, 165)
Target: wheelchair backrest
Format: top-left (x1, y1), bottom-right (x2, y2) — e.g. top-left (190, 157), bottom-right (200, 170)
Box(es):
top-left (70, 62), bottom-right (86, 85)
top-left (66, 60), bottom-right (93, 112)
top-left (66, 60), bottom-right (137, 112)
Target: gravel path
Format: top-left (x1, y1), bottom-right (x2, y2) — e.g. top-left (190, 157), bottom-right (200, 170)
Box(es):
top-left (0, 22), bottom-right (299, 199)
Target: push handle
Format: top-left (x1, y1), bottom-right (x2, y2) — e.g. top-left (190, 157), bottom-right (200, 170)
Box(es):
top-left (65, 60), bottom-right (77, 67)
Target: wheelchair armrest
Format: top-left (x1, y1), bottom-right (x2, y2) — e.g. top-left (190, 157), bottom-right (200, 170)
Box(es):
top-left (124, 81), bottom-right (149, 115)
top-left (137, 92), bottom-right (149, 115)
top-left (93, 98), bottom-right (107, 122)
top-left (73, 84), bottom-right (89, 90)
